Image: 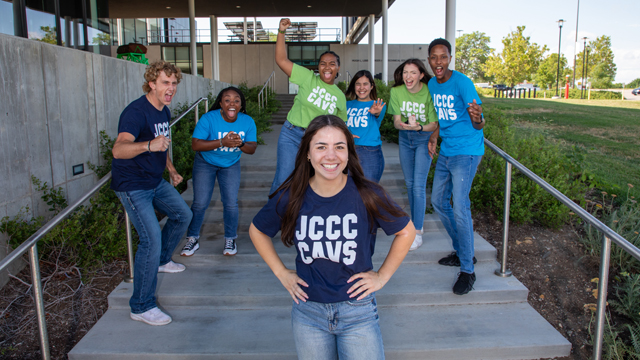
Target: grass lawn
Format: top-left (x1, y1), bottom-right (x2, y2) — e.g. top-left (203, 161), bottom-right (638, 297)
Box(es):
top-left (483, 97), bottom-right (640, 198)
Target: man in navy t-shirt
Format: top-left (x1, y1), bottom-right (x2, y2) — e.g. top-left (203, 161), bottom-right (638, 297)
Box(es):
top-left (426, 38), bottom-right (485, 296)
top-left (111, 61), bottom-right (192, 326)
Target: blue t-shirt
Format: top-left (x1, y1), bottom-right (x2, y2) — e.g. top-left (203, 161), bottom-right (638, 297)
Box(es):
top-left (428, 71), bottom-right (484, 156)
top-left (252, 176), bottom-right (409, 303)
top-left (346, 100), bottom-right (387, 147)
top-left (111, 95), bottom-right (170, 192)
top-left (192, 110), bottom-right (257, 168)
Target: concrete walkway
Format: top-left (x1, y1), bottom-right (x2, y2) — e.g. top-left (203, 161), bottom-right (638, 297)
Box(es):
top-left (69, 125), bottom-right (571, 359)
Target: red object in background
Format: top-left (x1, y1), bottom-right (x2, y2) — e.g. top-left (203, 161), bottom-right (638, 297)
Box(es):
top-left (565, 75), bottom-right (570, 99)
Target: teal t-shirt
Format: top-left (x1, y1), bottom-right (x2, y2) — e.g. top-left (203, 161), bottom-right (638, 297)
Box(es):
top-left (287, 64), bottom-right (348, 127)
top-left (427, 70), bottom-right (484, 156)
top-left (388, 84), bottom-right (437, 125)
top-left (192, 110), bottom-right (257, 168)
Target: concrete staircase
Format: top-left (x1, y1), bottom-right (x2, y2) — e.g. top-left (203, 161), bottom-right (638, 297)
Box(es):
top-left (69, 125), bottom-right (571, 359)
top-left (270, 94), bottom-right (296, 125)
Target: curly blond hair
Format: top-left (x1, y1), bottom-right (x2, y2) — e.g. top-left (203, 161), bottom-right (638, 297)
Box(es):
top-left (142, 61), bottom-right (183, 93)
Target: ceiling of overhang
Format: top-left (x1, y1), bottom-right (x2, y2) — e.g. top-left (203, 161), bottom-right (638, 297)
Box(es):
top-left (108, 0), bottom-right (395, 18)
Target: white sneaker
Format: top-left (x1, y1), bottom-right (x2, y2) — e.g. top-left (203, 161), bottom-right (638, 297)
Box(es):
top-left (130, 307), bottom-right (172, 326)
top-left (180, 236), bottom-right (199, 256)
top-left (223, 238), bottom-right (237, 256)
top-left (409, 233), bottom-right (423, 251)
top-left (158, 260), bottom-right (186, 273)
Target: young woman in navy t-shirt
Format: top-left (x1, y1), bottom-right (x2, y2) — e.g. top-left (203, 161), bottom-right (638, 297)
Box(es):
top-left (250, 115), bottom-right (415, 360)
top-left (345, 70), bottom-right (387, 183)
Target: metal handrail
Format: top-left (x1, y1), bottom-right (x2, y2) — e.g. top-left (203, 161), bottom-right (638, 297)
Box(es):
top-left (0, 96), bottom-right (207, 360)
top-left (346, 70), bottom-right (352, 84)
top-left (257, 71), bottom-right (275, 112)
top-left (485, 137), bottom-right (640, 360)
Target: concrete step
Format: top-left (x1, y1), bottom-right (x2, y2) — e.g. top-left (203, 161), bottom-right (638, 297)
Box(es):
top-left (68, 303), bottom-right (570, 360)
top-left (167, 227), bottom-right (493, 267)
top-left (106, 261), bottom-right (527, 310)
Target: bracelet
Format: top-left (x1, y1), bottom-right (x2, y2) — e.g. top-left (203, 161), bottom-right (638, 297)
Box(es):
top-left (147, 140), bottom-right (151, 152)
top-left (278, 29), bottom-right (286, 34)
top-left (239, 142), bottom-right (245, 148)
top-left (417, 124), bottom-right (423, 132)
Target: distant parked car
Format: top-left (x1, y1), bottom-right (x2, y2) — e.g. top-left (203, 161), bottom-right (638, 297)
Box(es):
top-left (633, 88), bottom-right (640, 96)
top-left (514, 84), bottom-right (542, 92)
top-left (493, 84), bottom-right (510, 90)
top-left (475, 82), bottom-right (492, 89)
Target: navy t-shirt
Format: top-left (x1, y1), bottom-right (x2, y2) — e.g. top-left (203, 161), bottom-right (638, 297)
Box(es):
top-left (252, 176), bottom-right (410, 303)
top-left (111, 95), bottom-right (171, 192)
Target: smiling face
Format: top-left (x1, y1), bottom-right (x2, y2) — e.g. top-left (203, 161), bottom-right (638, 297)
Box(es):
top-left (354, 76), bottom-right (373, 101)
top-left (429, 44), bottom-right (453, 83)
top-left (147, 72), bottom-right (178, 109)
top-left (318, 53), bottom-right (340, 85)
top-left (308, 126), bottom-right (349, 184)
top-left (219, 90), bottom-right (242, 122)
top-left (403, 63), bottom-right (425, 93)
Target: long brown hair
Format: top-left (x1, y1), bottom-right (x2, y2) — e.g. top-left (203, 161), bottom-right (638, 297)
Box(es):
top-left (392, 58), bottom-right (431, 88)
top-left (345, 70), bottom-right (378, 101)
top-left (271, 115), bottom-right (408, 247)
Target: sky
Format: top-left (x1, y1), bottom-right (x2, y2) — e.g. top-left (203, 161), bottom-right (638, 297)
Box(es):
top-left (196, 0), bottom-right (639, 84)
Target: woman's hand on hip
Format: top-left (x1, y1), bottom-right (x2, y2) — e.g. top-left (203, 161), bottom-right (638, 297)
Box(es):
top-left (276, 269), bottom-right (309, 304)
top-left (347, 271), bottom-right (385, 300)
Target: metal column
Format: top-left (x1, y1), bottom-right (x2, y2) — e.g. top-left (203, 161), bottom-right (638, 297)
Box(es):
top-left (382, 0), bottom-right (389, 83)
top-left (445, 0), bottom-right (457, 69)
top-left (188, 0), bottom-right (197, 76)
top-left (368, 15), bottom-right (375, 76)
top-left (210, 15), bottom-right (219, 81)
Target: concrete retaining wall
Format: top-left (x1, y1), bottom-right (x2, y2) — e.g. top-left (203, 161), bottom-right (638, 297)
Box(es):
top-left (0, 33), bottom-right (227, 286)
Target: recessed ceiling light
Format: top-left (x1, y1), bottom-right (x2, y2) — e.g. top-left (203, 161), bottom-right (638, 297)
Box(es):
top-left (307, 5), bottom-right (312, 7)
top-left (166, 6), bottom-right (171, 9)
top-left (236, 5), bottom-right (241, 8)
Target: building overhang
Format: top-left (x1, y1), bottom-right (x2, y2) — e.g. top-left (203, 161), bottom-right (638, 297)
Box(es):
top-left (108, 0), bottom-right (393, 18)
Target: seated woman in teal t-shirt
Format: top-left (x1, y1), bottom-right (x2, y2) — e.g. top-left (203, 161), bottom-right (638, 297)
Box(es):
top-left (269, 18), bottom-right (348, 195)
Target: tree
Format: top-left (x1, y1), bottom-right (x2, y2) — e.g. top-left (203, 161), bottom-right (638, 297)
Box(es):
top-left (534, 53), bottom-right (572, 90)
top-left (575, 35), bottom-right (616, 88)
top-left (455, 31), bottom-right (492, 82)
top-left (627, 78), bottom-right (640, 88)
top-left (37, 26), bottom-right (59, 45)
top-left (92, 33), bottom-right (111, 45)
top-left (483, 26), bottom-right (548, 87)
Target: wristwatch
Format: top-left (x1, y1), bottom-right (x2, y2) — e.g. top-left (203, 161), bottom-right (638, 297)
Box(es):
top-left (239, 142), bottom-right (245, 148)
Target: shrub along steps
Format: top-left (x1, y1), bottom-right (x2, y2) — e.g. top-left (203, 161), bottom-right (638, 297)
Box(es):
top-left (70, 124), bottom-right (570, 359)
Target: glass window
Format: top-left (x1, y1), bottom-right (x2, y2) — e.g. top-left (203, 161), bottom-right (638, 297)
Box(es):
top-left (316, 45), bottom-right (329, 59)
top-left (135, 18), bottom-right (147, 44)
top-left (288, 45), bottom-right (301, 62)
top-left (0, 1), bottom-right (14, 36)
top-left (123, 18), bottom-right (135, 44)
top-left (162, 46), bottom-right (204, 77)
top-left (302, 45), bottom-right (315, 62)
top-left (26, 2), bottom-right (58, 44)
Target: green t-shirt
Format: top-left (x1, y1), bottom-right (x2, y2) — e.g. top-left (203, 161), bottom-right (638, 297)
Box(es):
top-left (287, 64), bottom-right (348, 127)
top-left (388, 84), bottom-right (438, 125)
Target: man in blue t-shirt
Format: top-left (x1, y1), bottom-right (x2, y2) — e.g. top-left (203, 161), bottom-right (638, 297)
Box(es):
top-left (111, 61), bottom-right (192, 326)
top-left (426, 38), bottom-right (485, 296)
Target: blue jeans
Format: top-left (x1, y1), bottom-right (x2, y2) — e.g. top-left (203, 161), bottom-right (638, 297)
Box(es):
top-left (431, 154), bottom-right (482, 274)
top-left (187, 152), bottom-right (241, 239)
top-left (398, 130), bottom-right (433, 231)
top-left (291, 294), bottom-right (384, 360)
top-left (356, 145), bottom-right (385, 183)
top-left (115, 180), bottom-right (192, 314)
top-left (270, 120), bottom-right (306, 194)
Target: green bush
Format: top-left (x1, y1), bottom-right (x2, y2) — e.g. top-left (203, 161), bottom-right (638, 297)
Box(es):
top-left (471, 106), bottom-right (590, 227)
top-left (560, 88), bottom-right (622, 100)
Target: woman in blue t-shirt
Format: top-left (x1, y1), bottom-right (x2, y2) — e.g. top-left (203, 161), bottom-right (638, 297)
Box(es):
top-left (345, 70), bottom-right (387, 183)
top-left (388, 59), bottom-right (439, 252)
top-left (180, 87), bottom-right (257, 257)
top-left (249, 115), bottom-right (415, 360)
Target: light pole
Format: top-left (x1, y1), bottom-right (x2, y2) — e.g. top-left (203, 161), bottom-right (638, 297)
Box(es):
top-left (581, 37), bottom-right (588, 99)
top-left (553, 19), bottom-right (565, 98)
top-left (572, 0), bottom-right (580, 88)
top-left (457, 29), bottom-right (463, 37)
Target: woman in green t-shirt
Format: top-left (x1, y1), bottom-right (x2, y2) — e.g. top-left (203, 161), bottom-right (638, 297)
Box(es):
top-left (388, 59), bottom-right (438, 252)
top-left (269, 18), bottom-right (348, 195)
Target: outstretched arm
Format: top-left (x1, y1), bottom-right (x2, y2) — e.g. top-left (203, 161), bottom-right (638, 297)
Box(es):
top-left (346, 221), bottom-right (416, 300)
top-left (275, 18), bottom-right (293, 77)
top-left (249, 223), bottom-right (309, 304)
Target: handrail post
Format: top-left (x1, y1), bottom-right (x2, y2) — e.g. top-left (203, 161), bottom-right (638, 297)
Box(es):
top-left (124, 212), bottom-right (134, 283)
top-left (168, 127), bottom-right (174, 186)
top-left (195, 102), bottom-right (199, 124)
top-left (593, 235), bottom-right (612, 360)
top-left (29, 244), bottom-right (51, 360)
top-left (495, 161), bottom-right (513, 277)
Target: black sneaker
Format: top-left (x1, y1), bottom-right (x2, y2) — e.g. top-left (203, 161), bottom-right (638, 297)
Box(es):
top-left (223, 238), bottom-right (237, 256)
top-left (180, 236), bottom-right (199, 257)
top-left (438, 252), bottom-right (477, 267)
top-left (453, 272), bottom-right (476, 295)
